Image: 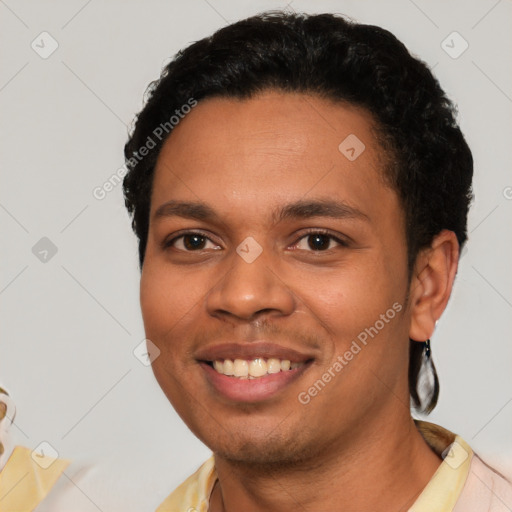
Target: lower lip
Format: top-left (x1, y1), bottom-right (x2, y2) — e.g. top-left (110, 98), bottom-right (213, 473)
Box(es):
top-left (200, 361), bottom-right (311, 403)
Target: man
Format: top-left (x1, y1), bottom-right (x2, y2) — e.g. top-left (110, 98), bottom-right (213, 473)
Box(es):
top-left (0, 10), bottom-right (510, 511)
top-left (121, 10), bottom-right (511, 511)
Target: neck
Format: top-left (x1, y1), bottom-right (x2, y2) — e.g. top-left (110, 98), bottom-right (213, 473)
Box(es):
top-left (210, 413), bottom-right (442, 512)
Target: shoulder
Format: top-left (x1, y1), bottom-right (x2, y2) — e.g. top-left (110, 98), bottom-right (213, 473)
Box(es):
top-left (0, 445), bottom-right (71, 510)
top-left (454, 453), bottom-right (512, 511)
top-left (156, 456), bottom-right (216, 511)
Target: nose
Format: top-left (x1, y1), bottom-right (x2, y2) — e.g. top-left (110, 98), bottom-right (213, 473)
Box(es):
top-left (205, 246), bottom-right (296, 323)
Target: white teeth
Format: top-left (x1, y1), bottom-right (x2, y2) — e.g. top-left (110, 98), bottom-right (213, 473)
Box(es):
top-left (211, 357), bottom-right (304, 378)
top-left (223, 359), bottom-right (234, 376)
top-left (267, 358), bottom-right (281, 374)
top-left (249, 358), bottom-right (267, 377)
top-left (233, 359), bottom-right (249, 377)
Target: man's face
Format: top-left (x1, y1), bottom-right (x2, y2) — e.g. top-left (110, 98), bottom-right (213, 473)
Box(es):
top-left (141, 91), bottom-right (413, 465)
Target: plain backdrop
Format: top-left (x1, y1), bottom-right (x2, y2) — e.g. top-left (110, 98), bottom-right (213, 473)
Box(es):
top-left (1, 0), bottom-right (511, 507)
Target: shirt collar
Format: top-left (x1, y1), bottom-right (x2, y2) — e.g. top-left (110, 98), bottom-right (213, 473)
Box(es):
top-left (157, 420), bottom-right (473, 511)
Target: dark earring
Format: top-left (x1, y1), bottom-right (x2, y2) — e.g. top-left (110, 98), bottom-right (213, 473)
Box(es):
top-left (424, 339), bottom-right (431, 359)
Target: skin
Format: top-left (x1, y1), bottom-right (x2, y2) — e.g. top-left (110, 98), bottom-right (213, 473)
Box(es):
top-left (140, 91), bottom-right (459, 511)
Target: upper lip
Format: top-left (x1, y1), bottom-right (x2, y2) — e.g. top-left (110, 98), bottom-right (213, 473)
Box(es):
top-left (195, 342), bottom-right (314, 363)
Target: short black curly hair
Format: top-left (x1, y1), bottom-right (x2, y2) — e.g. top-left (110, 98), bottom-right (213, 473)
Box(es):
top-left (123, 11), bottom-right (473, 413)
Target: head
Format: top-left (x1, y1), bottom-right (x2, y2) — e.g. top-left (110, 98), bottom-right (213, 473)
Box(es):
top-left (123, 11), bottom-right (472, 465)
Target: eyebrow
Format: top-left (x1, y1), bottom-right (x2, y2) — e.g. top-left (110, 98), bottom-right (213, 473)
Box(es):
top-left (153, 199), bottom-right (369, 224)
top-left (274, 198), bottom-right (369, 223)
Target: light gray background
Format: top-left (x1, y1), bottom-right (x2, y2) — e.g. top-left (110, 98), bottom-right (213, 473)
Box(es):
top-left (1, 0), bottom-right (511, 506)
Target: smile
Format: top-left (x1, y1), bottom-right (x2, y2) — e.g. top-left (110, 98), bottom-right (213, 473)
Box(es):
top-left (200, 359), bottom-right (313, 403)
top-left (210, 357), bottom-right (304, 379)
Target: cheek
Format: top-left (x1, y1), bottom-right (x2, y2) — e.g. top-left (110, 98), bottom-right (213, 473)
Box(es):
top-left (305, 259), bottom-right (390, 318)
top-left (305, 259), bottom-right (406, 356)
top-left (140, 251), bottom-right (206, 314)
top-left (139, 262), bottom-right (199, 352)
top-left (139, 263), bottom-right (203, 410)
top-left (140, 268), bottom-right (168, 336)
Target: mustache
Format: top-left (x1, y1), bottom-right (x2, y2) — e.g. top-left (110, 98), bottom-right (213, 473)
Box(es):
top-left (189, 317), bottom-right (326, 352)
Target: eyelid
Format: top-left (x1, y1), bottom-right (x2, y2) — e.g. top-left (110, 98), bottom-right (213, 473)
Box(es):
top-left (162, 229), bottom-right (221, 250)
top-left (162, 228), bottom-right (351, 251)
top-left (291, 228), bottom-right (351, 249)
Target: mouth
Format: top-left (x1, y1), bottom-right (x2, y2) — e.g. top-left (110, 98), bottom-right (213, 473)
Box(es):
top-left (206, 357), bottom-right (305, 379)
top-left (196, 343), bottom-right (315, 403)
top-left (199, 359), bottom-right (313, 403)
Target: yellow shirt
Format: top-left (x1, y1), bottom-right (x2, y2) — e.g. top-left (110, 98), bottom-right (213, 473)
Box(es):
top-left (156, 420), bottom-right (476, 511)
top-left (1, 420), bottom-right (511, 511)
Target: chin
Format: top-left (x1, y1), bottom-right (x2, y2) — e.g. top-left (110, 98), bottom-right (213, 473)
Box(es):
top-left (206, 427), bottom-right (319, 470)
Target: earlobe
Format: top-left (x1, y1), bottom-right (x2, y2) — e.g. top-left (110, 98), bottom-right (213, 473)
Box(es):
top-left (409, 230), bottom-right (460, 342)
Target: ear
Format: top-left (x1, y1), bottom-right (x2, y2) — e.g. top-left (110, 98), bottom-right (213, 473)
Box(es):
top-left (409, 230), bottom-right (460, 342)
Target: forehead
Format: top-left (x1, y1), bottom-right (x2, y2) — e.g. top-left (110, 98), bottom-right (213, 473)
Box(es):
top-left (151, 91), bottom-right (398, 225)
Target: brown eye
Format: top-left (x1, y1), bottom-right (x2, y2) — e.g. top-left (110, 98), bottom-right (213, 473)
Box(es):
top-left (294, 231), bottom-right (346, 252)
top-left (183, 234), bottom-right (207, 250)
top-left (307, 234), bottom-right (331, 251)
top-left (165, 232), bottom-right (221, 252)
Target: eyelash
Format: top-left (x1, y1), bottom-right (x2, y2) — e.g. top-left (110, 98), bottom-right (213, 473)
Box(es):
top-left (163, 228), bottom-right (349, 252)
